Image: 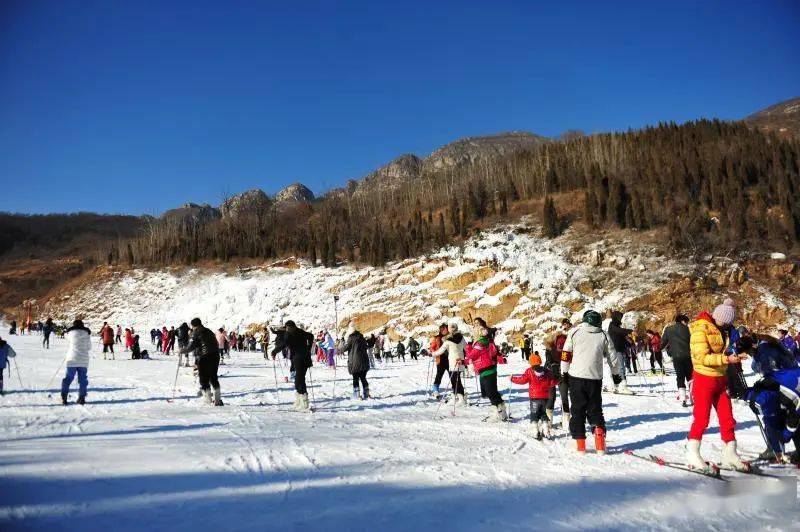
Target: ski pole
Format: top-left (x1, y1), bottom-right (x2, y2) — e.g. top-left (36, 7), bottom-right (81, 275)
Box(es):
top-left (433, 371), bottom-right (453, 419)
top-left (169, 352), bottom-right (183, 401)
top-left (506, 379), bottom-right (513, 419)
top-left (45, 358), bottom-right (66, 398)
top-left (308, 368), bottom-right (316, 411)
top-left (13, 358), bottom-right (26, 390)
top-left (272, 357), bottom-right (279, 391)
top-left (425, 357), bottom-right (432, 393)
top-left (332, 359), bottom-right (337, 400)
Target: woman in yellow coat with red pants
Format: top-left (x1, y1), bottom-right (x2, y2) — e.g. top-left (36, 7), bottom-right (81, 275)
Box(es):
top-left (685, 304), bottom-right (749, 471)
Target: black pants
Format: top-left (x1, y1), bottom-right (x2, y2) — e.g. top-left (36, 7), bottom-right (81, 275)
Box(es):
top-left (295, 364), bottom-right (308, 394)
top-left (115, 334), bottom-right (121, 344)
top-left (625, 350), bottom-right (638, 373)
top-left (433, 355), bottom-right (449, 386)
top-left (479, 370), bottom-right (503, 406)
top-left (352, 371), bottom-right (368, 390)
top-left (521, 348), bottom-right (530, 362)
top-left (410, 351), bottom-right (418, 361)
top-left (450, 371), bottom-right (465, 395)
top-left (650, 350), bottom-right (663, 371)
top-left (673, 357), bottom-right (693, 389)
top-left (568, 376), bottom-right (604, 439)
top-left (558, 376), bottom-right (570, 414)
top-left (197, 354), bottom-right (220, 390)
top-left (726, 363), bottom-right (747, 399)
top-left (529, 398), bottom-right (548, 422)
top-left (103, 343), bottom-right (114, 353)
top-left (43, 334), bottom-right (50, 349)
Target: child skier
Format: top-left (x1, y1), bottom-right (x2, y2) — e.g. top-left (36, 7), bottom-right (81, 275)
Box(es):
top-left (511, 352), bottom-right (559, 439)
top-left (0, 335), bottom-right (17, 395)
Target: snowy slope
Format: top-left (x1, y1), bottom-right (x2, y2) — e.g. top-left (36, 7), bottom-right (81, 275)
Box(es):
top-left (1, 333), bottom-right (798, 531)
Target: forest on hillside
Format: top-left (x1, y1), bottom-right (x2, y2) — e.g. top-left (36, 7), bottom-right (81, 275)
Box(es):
top-left (109, 120), bottom-right (800, 268)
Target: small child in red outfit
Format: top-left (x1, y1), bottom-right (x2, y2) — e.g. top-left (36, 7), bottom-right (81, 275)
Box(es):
top-left (511, 352), bottom-right (559, 439)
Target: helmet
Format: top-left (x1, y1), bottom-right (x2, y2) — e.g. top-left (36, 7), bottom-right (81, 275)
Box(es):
top-left (583, 310), bottom-right (602, 328)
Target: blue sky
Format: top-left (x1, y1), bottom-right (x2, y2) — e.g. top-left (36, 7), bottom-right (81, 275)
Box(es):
top-left (1, 0), bottom-right (798, 215)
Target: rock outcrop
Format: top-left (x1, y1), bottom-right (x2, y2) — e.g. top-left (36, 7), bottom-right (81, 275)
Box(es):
top-left (275, 183), bottom-right (314, 203)
top-left (161, 203), bottom-right (221, 225)
top-left (220, 189), bottom-right (272, 219)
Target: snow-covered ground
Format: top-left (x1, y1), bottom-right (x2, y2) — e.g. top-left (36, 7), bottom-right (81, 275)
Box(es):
top-left (1, 332), bottom-right (798, 531)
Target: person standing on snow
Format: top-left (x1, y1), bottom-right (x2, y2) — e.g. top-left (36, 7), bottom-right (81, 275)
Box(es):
top-left (124, 328), bottom-right (134, 352)
top-left (684, 307), bottom-right (748, 471)
top-left (561, 310), bottom-right (621, 454)
top-left (407, 336), bottom-right (420, 361)
top-left (42, 317), bottom-right (54, 349)
top-left (511, 352), bottom-right (559, 440)
top-left (465, 317), bottom-right (507, 422)
top-left (429, 323), bottom-right (449, 399)
top-left (344, 322), bottom-right (370, 400)
top-left (179, 318), bottom-right (223, 406)
top-left (323, 329), bottom-right (335, 367)
top-left (646, 329), bottom-right (664, 375)
top-left (551, 319), bottom-right (572, 429)
top-left (98, 322), bottom-right (115, 360)
top-left (272, 320), bottom-right (314, 411)
top-left (606, 311), bottom-right (633, 393)
top-left (661, 314), bottom-right (693, 406)
top-left (0, 335), bottom-right (17, 395)
top-left (432, 322), bottom-right (468, 406)
top-left (62, 319), bottom-right (92, 405)
top-left (115, 325), bottom-right (122, 344)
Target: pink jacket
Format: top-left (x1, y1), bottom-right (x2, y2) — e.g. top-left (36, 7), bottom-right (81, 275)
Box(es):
top-left (216, 331), bottom-right (227, 349)
top-left (511, 368), bottom-right (558, 399)
top-left (465, 341), bottom-right (498, 372)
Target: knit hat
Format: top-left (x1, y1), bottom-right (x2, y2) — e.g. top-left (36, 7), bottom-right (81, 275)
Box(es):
top-left (712, 298), bottom-right (736, 326)
top-left (583, 310), bottom-right (602, 328)
top-left (528, 352), bottom-right (542, 367)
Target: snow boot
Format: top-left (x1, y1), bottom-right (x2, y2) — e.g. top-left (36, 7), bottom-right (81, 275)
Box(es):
top-left (203, 388), bottom-right (213, 405)
top-left (576, 438), bottom-right (586, 453)
top-left (544, 420), bottom-right (553, 439)
top-left (486, 405), bottom-right (502, 423)
top-left (616, 379), bottom-right (633, 394)
top-left (720, 440), bottom-right (748, 471)
top-left (546, 408), bottom-right (554, 424)
top-left (456, 393), bottom-right (468, 406)
top-left (61, 392), bottom-right (68, 405)
top-left (213, 387), bottom-right (223, 406)
top-left (562, 412), bottom-right (571, 431)
top-left (498, 402), bottom-right (509, 422)
top-left (362, 385), bottom-right (370, 400)
top-left (594, 427), bottom-right (606, 454)
top-left (431, 384), bottom-right (441, 399)
top-left (292, 393), bottom-right (302, 410)
top-left (353, 387), bottom-right (360, 400)
top-left (685, 439), bottom-right (707, 470)
top-left (300, 394), bottom-right (311, 412)
top-left (529, 421), bottom-right (542, 440)
top-left (76, 395), bottom-right (86, 405)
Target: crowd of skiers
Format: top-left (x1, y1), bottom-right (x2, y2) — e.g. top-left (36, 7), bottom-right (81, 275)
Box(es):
top-left (7, 295), bottom-right (800, 472)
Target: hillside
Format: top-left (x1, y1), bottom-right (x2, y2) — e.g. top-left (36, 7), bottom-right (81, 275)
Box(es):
top-left (745, 96), bottom-right (800, 138)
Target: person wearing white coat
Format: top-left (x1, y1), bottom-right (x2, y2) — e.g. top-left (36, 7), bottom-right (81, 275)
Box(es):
top-left (431, 322), bottom-right (468, 405)
top-left (61, 319), bottom-right (92, 405)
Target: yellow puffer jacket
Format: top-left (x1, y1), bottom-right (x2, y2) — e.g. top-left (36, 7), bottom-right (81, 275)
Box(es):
top-left (689, 312), bottom-right (728, 377)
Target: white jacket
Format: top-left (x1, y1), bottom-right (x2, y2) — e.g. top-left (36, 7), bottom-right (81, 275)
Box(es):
top-left (561, 322), bottom-right (618, 380)
top-left (432, 333), bottom-right (466, 372)
top-left (65, 327), bottom-right (92, 368)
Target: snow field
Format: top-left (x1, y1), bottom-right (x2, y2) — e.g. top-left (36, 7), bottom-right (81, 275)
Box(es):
top-left (0, 332), bottom-right (798, 531)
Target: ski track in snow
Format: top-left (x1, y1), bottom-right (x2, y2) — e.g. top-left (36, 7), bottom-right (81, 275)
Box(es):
top-left (0, 333), bottom-right (798, 531)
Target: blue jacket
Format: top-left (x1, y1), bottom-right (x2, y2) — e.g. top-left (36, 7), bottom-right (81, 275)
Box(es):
top-left (0, 342), bottom-right (16, 370)
top-left (746, 367), bottom-right (800, 453)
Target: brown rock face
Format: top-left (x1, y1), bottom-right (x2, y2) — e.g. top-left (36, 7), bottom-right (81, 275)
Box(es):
top-left (275, 183), bottom-right (314, 203)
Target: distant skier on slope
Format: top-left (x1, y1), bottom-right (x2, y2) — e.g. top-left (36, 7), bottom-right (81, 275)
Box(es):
top-left (428, 323), bottom-right (449, 399)
top-left (662, 314), bottom-right (693, 407)
top-left (98, 321), bottom-right (115, 360)
top-left (271, 320), bottom-right (314, 412)
top-left (62, 319), bottom-right (92, 405)
top-left (560, 310), bottom-right (620, 454)
top-left (431, 322), bottom-right (467, 406)
top-left (343, 322), bottom-right (370, 400)
top-left (0, 335), bottom-right (17, 395)
top-left (179, 318), bottom-right (223, 406)
top-left (606, 311), bottom-right (633, 394)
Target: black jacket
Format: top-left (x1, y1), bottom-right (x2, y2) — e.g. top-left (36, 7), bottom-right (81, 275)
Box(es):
top-left (183, 326), bottom-right (219, 360)
top-left (661, 322), bottom-right (691, 360)
top-left (271, 327), bottom-right (313, 368)
top-left (607, 312), bottom-right (632, 352)
top-left (177, 323), bottom-right (190, 342)
top-left (344, 331), bottom-right (370, 375)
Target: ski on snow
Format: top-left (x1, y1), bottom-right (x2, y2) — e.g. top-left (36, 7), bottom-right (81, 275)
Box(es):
top-left (602, 387), bottom-right (660, 398)
top-left (623, 450), bottom-right (727, 481)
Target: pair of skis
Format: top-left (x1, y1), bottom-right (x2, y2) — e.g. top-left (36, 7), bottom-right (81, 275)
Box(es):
top-left (624, 450), bottom-right (786, 481)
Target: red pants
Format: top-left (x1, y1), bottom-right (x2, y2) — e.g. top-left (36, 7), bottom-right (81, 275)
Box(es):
top-left (688, 371), bottom-right (736, 442)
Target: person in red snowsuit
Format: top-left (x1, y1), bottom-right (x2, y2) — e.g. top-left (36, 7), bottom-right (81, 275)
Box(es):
top-left (511, 352), bottom-right (559, 439)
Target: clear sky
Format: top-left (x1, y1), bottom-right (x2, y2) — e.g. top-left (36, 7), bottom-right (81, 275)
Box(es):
top-left (1, 1), bottom-right (798, 215)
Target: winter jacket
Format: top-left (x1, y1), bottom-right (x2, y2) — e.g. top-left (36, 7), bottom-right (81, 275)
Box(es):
top-left (396, 342), bottom-right (405, 355)
top-left (607, 312), bottom-right (632, 353)
top-left (511, 367), bottom-right (559, 399)
top-left (0, 341), bottom-right (16, 369)
top-left (99, 325), bottom-right (114, 345)
top-left (65, 325), bottom-right (92, 368)
top-left (648, 333), bottom-right (661, 353)
top-left (432, 333), bottom-right (466, 372)
top-left (272, 328), bottom-right (314, 369)
top-left (177, 323), bottom-right (190, 343)
top-left (465, 337), bottom-right (498, 375)
top-left (183, 326), bottom-right (220, 360)
top-left (323, 332), bottom-right (335, 350)
top-left (745, 367), bottom-right (800, 453)
top-left (561, 322), bottom-right (618, 380)
top-left (408, 338), bottom-right (420, 353)
top-left (215, 331), bottom-right (227, 349)
top-left (689, 312), bottom-right (727, 377)
top-left (661, 322), bottom-right (691, 360)
top-left (780, 336), bottom-right (798, 357)
top-left (125, 330), bottom-right (133, 348)
top-left (344, 331), bottom-right (370, 375)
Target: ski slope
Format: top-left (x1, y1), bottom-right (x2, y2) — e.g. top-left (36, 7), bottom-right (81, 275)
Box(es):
top-left (1, 332), bottom-right (797, 531)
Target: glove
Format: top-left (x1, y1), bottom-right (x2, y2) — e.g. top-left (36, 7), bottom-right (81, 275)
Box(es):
top-left (611, 374), bottom-right (622, 386)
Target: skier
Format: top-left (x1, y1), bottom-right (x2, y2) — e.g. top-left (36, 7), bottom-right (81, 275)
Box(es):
top-left (177, 322), bottom-right (190, 351)
top-left (431, 322), bottom-right (467, 406)
top-left (561, 309), bottom-right (620, 454)
top-left (646, 329), bottom-right (664, 375)
top-left (745, 336), bottom-right (800, 463)
top-left (42, 317), bottom-right (54, 349)
top-left (662, 314), bottom-right (693, 406)
top-left (606, 311), bottom-right (633, 393)
top-left (9, 320), bottom-right (17, 335)
top-left (124, 328), bottom-right (133, 351)
top-left (271, 320), bottom-right (314, 411)
top-left (408, 336), bottom-right (420, 361)
top-left (62, 319), bottom-right (92, 405)
top-left (429, 323), bottom-right (449, 399)
top-left (131, 334), bottom-right (149, 359)
top-left (0, 335), bottom-right (17, 395)
top-left (366, 333), bottom-right (377, 368)
top-left (552, 319), bottom-right (572, 429)
top-left (98, 321), bottom-right (115, 360)
top-left (511, 352), bottom-right (559, 439)
top-left (115, 325), bottom-right (122, 344)
top-left (344, 322), bottom-right (370, 399)
top-left (396, 340), bottom-right (406, 362)
top-left (179, 318), bottom-right (223, 406)
top-left (521, 333), bottom-right (532, 362)
top-left (685, 309), bottom-right (748, 471)
top-left (465, 317), bottom-right (507, 422)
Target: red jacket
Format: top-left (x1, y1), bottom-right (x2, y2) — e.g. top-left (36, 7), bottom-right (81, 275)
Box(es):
top-left (511, 368), bottom-right (558, 399)
top-left (100, 325), bottom-right (114, 345)
top-left (649, 333), bottom-right (661, 352)
top-left (465, 340), bottom-right (498, 372)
